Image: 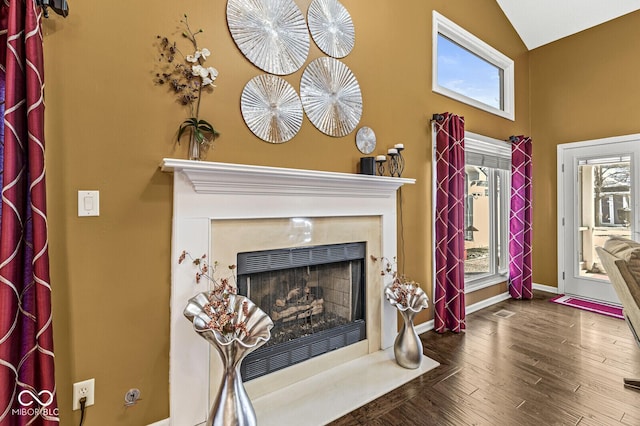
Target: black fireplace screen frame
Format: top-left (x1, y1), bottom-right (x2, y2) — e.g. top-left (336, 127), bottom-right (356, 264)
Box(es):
top-left (236, 242), bottom-right (367, 381)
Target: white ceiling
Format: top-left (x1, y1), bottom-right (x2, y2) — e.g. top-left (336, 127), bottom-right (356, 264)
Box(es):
top-left (495, 0), bottom-right (640, 50)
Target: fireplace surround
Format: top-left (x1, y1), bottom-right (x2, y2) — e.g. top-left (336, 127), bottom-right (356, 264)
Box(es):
top-left (161, 159), bottom-right (415, 425)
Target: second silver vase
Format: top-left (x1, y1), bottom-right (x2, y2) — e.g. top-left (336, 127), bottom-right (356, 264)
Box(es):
top-left (394, 309), bottom-right (422, 369)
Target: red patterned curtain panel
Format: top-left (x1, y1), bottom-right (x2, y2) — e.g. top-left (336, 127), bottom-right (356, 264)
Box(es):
top-left (433, 113), bottom-right (466, 333)
top-left (0, 1), bottom-right (58, 424)
top-left (508, 136), bottom-right (533, 299)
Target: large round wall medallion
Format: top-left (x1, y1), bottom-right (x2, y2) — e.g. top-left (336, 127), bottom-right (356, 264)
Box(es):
top-left (227, 0), bottom-right (310, 75)
top-left (355, 126), bottom-right (376, 154)
top-left (307, 0), bottom-right (355, 58)
top-left (240, 74), bottom-right (303, 144)
top-left (300, 57), bottom-right (362, 137)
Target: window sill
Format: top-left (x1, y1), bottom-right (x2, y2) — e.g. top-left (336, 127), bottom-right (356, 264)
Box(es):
top-left (465, 274), bottom-right (508, 294)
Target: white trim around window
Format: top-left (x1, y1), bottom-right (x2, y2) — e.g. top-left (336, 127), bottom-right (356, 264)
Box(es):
top-left (464, 132), bottom-right (511, 293)
top-left (432, 11), bottom-right (515, 121)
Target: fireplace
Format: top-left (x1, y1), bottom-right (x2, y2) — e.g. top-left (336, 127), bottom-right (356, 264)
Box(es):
top-left (237, 242), bottom-right (367, 380)
top-left (161, 159), bottom-right (415, 425)
top-left (209, 215), bottom-right (381, 399)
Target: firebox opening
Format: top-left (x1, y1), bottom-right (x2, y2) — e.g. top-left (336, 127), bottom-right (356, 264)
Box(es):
top-left (237, 242), bottom-right (367, 381)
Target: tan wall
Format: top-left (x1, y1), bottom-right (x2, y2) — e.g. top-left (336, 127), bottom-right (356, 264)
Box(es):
top-left (529, 10), bottom-right (640, 288)
top-left (43, 1), bottom-right (528, 424)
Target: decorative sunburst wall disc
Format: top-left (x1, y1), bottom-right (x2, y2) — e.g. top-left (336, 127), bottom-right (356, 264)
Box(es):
top-left (300, 57), bottom-right (362, 137)
top-left (241, 74), bottom-right (303, 143)
top-left (307, 0), bottom-right (355, 58)
top-left (227, 0), bottom-right (310, 75)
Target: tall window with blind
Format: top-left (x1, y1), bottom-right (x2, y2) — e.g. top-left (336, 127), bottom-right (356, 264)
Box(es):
top-left (464, 132), bottom-right (510, 291)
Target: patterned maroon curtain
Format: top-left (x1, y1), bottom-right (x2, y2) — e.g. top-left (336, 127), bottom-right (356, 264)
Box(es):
top-left (508, 136), bottom-right (533, 299)
top-left (433, 113), bottom-right (466, 333)
top-left (0, 1), bottom-right (58, 424)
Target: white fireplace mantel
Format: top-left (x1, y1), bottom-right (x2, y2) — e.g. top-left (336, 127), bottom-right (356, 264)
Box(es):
top-left (160, 159), bottom-right (415, 425)
top-left (160, 158), bottom-right (414, 197)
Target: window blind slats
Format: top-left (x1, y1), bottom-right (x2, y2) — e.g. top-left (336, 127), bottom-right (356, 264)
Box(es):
top-left (578, 155), bottom-right (630, 165)
top-left (465, 133), bottom-right (511, 170)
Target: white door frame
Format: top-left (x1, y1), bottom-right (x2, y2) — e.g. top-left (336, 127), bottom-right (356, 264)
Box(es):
top-left (557, 133), bottom-right (640, 297)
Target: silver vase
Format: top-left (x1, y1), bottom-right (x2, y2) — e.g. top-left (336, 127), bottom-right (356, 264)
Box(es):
top-left (184, 292), bottom-right (274, 426)
top-left (394, 309), bottom-right (422, 369)
top-left (207, 340), bottom-right (256, 426)
top-left (384, 281), bottom-right (429, 369)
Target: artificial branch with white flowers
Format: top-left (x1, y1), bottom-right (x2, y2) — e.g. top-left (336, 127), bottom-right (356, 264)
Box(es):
top-left (155, 14), bottom-right (220, 150)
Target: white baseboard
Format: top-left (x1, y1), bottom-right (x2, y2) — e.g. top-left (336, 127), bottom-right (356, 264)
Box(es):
top-left (466, 292), bottom-right (511, 315)
top-left (532, 283), bottom-right (559, 294)
top-left (414, 291), bottom-right (511, 335)
top-left (415, 319), bottom-right (434, 335)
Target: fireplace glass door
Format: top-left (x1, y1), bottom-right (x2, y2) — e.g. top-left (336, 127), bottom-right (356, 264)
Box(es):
top-left (237, 242), bottom-right (366, 381)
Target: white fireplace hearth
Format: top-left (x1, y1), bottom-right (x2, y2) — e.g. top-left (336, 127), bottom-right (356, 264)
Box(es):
top-left (160, 159), bottom-right (432, 426)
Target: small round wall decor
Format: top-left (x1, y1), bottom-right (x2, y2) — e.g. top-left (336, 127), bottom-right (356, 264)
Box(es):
top-left (355, 127), bottom-right (376, 154)
top-left (241, 74), bottom-right (303, 144)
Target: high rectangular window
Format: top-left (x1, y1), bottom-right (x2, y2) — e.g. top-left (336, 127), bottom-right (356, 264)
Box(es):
top-left (433, 11), bottom-right (515, 120)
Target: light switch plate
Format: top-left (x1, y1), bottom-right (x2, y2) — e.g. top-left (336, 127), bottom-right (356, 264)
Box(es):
top-left (78, 190), bottom-right (99, 217)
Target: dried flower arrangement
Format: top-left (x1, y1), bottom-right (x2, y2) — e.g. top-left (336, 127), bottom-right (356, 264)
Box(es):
top-left (180, 251), bottom-right (273, 425)
top-left (179, 251), bottom-right (249, 338)
top-left (154, 15), bottom-right (220, 157)
top-left (371, 255), bottom-right (428, 312)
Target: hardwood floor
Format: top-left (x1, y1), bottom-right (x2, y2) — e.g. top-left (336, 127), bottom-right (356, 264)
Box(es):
top-left (330, 291), bottom-right (640, 425)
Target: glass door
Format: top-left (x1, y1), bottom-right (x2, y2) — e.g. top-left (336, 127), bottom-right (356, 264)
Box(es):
top-left (561, 139), bottom-right (639, 304)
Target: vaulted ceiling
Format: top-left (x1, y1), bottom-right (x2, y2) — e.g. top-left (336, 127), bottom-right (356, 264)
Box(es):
top-left (495, 0), bottom-right (640, 50)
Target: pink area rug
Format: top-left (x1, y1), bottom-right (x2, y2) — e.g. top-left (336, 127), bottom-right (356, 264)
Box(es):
top-left (550, 295), bottom-right (624, 320)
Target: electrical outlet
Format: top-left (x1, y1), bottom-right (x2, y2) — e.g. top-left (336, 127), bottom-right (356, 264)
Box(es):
top-left (72, 378), bottom-right (95, 411)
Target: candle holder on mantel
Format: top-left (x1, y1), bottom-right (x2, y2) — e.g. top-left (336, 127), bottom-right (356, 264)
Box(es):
top-left (388, 144), bottom-right (405, 177)
top-left (375, 155), bottom-right (387, 176)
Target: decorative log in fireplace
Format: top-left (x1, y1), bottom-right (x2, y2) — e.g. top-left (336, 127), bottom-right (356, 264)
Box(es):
top-left (237, 242), bottom-right (367, 380)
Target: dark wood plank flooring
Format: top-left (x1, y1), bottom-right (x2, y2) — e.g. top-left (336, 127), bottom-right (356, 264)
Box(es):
top-left (330, 291), bottom-right (640, 426)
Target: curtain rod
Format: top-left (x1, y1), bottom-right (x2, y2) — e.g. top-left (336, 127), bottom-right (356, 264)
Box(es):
top-left (431, 116), bottom-right (521, 143)
top-left (37, 0), bottom-right (69, 18)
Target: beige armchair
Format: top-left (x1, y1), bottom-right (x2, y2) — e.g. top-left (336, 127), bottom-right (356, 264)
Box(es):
top-left (596, 237), bottom-right (640, 391)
